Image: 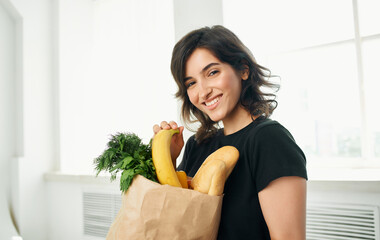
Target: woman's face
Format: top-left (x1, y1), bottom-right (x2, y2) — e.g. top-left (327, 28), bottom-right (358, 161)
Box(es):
top-left (184, 48), bottom-right (248, 123)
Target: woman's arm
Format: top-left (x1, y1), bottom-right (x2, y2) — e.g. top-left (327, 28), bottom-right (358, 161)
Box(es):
top-left (258, 176), bottom-right (307, 240)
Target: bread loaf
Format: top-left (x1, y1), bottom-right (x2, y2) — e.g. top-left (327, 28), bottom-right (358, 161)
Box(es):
top-left (191, 146), bottom-right (239, 196)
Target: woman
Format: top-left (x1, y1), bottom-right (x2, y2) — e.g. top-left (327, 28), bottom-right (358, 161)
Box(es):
top-left (153, 25), bottom-right (307, 240)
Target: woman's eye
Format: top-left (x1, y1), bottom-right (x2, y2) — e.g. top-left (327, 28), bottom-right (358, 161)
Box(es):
top-left (209, 70), bottom-right (219, 76)
top-left (186, 81), bottom-right (195, 88)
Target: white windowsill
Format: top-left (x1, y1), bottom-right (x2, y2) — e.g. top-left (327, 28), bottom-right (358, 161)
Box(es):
top-left (307, 167), bottom-right (380, 181)
top-left (44, 171), bottom-right (120, 185)
top-left (44, 168), bottom-right (380, 193)
top-left (44, 167), bottom-right (380, 183)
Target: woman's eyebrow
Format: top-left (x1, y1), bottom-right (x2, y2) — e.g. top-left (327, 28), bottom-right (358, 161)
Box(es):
top-left (184, 62), bottom-right (221, 81)
top-left (201, 62), bottom-right (220, 74)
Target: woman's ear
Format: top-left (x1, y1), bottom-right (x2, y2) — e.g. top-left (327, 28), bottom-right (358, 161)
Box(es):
top-left (241, 65), bottom-right (249, 80)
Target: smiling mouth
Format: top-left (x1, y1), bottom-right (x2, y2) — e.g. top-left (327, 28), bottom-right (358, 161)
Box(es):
top-left (205, 96), bottom-right (221, 107)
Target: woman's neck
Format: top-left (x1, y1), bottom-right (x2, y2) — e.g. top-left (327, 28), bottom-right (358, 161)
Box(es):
top-left (222, 106), bottom-right (254, 136)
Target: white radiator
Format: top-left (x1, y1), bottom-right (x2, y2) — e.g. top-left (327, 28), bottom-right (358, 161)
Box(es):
top-left (83, 192), bottom-right (121, 239)
top-left (307, 202), bottom-right (380, 240)
top-left (82, 192), bottom-right (380, 240)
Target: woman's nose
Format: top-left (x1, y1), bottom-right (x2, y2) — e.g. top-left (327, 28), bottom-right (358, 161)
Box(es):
top-left (199, 81), bottom-right (212, 100)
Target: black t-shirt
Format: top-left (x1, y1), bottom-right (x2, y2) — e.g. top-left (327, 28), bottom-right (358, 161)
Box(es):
top-left (177, 118), bottom-right (308, 239)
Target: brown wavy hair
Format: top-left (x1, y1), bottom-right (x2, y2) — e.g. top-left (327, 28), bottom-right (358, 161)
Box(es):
top-left (171, 25), bottom-right (279, 142)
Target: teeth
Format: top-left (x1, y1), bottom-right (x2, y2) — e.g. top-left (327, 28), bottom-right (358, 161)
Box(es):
top-left (205, 97), bottom-right (220, 107)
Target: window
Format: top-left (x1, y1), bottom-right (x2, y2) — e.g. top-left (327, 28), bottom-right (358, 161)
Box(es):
top-left (90, 0), bottom-right (177, 142)
top-left (223, 0), bottom-right (380, 168)
top-left (60, 0), bottom-right (177, 172)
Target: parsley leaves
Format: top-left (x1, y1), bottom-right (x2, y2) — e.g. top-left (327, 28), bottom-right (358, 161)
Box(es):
top-left (94, 132), bottom-right (158, 192)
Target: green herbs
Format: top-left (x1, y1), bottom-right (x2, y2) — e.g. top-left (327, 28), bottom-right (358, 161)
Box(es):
top-left (94, 132), bottom-right (157, 192)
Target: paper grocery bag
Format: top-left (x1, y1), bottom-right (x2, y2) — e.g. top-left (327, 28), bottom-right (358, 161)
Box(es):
top-left (106, 175), bottom-right (223, 240)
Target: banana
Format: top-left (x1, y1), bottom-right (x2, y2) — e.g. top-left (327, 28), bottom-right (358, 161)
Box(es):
top-left (152, 129), bottom-right (182, 187)
top-left (176, 170), bottom-right (189, 189)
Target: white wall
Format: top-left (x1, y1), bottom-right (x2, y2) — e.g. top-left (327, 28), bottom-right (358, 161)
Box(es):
top-left (1, 0), bottom-right (56, 239)
top-left (0, 0), bottom-right (16, 195)
top-left (56, 0), bottom-right (95, 173)
top-left (0, 1), bottom-right (19, 239)
top-left (308, 181), bottom-right (380, 206)
top-left (173, 0), bottom-right (223, 41)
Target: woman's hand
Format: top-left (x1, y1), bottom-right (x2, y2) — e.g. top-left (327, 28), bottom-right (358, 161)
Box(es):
top-left (153, 121), bottom-right (184, 167)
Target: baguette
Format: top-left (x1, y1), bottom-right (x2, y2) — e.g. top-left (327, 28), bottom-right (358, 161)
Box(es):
top-left (191, 146), bottom-right (239, 196)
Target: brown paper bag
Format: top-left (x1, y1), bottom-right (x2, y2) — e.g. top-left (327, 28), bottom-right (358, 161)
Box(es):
top-left (106, 175), bottom-right (223, 240)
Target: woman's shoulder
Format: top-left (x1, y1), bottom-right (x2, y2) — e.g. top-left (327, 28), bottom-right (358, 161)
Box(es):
top-left (247, 118), bottom-right (294, 141)
top-left (185, 134), bottom-right (197, 149)
top-left (190, 128), bottom-right (225, 145)
top-left (246, 117), bottom-right (279, 133)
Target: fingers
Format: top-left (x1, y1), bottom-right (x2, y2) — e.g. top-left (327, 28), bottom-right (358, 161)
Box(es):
top-left (165, 121), bottom-right (179, 129)
top-left (161, 121), bottom-right (171, 130)
top-left (153, 121), bottom-right (183, 135)
top-left (152, 124), bottom-right (161, 135)
top-left (160, 121), bottom-right (179, 130)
